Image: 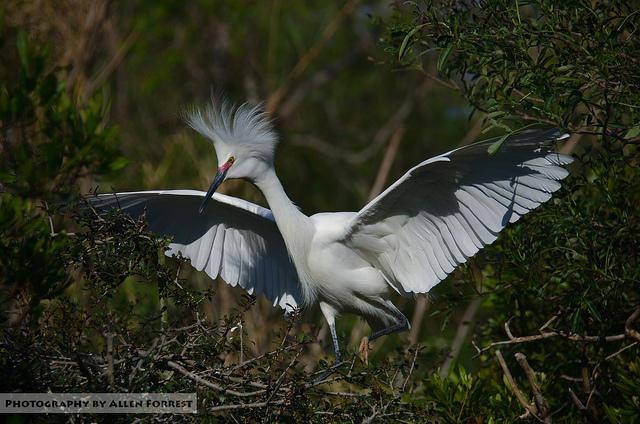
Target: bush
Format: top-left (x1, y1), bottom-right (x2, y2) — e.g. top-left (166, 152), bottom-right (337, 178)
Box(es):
top-left (1, 2), bottom-right (639, 422)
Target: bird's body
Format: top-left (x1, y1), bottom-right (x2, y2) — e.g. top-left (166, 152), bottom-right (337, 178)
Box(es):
top-left (306, 212), bottom-right (397, 331)
top-left (91, 98), bottom-right (573, 361)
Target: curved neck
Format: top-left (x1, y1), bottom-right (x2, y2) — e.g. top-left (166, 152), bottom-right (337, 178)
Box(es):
top-left (256, 167), bottom-right (313, 252)
top-left (256, 167), bottom-right (317, 306)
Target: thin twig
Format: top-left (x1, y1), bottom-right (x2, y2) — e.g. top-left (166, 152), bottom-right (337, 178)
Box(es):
top-left (495, 350), bottom-right (540, 420)
top-left (292, 79), bottom-right (429, 167)
top-left (605, 341), bottom-right (638, 361)
top-left (264, 348), bottom-right (302, 405)
top-left (625, 307), bottom-right (640, 342)
top-left (231, 344), bottom-right (299, 371)
top-left (368, 126), bottom-right (405, 200)
top-left (128, 337), bottom-right (159, 389)
top-left (105, 333), bottom-right (114, 390)
top-left (515, 353), bottom-right (551, 423)
top-left (82, 30), bottom-right (138, 103)
top-left (568, 388), bottom-right (587, 410)
top-left (325, 391), bottom-right (365, 397)
top-left (504, 317), bottom-right (516, 339)
top-left (209, 400), bottom-right (286, 413)
top-left (477, 329), bottom-right (625, 355)
top-left (420, 70), bottom-right (460, 91)
top-left (402, 347), bottom-right (419, 393)
top-left (213, 374), bottom-right (269, 390)
top-left (478, 307), bottom-right (640, 355)
top-left (539, 315), bottom-right (559, 332)
top-left (167, 361), bottom-right (265, 398)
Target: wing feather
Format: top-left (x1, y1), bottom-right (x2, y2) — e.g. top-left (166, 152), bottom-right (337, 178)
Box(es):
top-left (88, 190), bottom-right (301, 313)
top-left (344, 128), bottom-right (573, 294)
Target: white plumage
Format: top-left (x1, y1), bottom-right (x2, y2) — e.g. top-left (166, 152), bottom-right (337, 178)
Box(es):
top-left (90, 190), bottom-right (301, 311)
top-left (91, 99), bottom-right (573, 362)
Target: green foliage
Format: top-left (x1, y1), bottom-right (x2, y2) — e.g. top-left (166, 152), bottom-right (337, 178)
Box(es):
top-left (469, 147), bottom-right (639, 421)
top-left (0, 29), bottom-right (121, 198)
top-left (603, 358), bottom-right (640, 422)
top-left (390, 0), bottom-right (640, 139)
top-left (0, 21), bottom-right (123, 320)
top-left (0, 196), bottom-right (70, 305)
top-left (383, 1), bottom-right (640, 421)
top-left (1, 1), bottom-right (639, 422)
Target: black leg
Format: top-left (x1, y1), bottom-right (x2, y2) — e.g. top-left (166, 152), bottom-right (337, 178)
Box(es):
top-left (368, 316), bottom-right (410, 341)
top-left (329, 322), bottom-right (342, 363)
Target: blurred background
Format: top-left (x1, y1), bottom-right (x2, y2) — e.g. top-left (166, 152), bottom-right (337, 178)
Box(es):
top-left (4, 2), bottom-right (640, 420)
top-left (6, 0), bottom-right (480, 368)
top-left (5, 0), bottom-right (482, 370)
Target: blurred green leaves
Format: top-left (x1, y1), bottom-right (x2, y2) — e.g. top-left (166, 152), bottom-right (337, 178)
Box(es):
top-left (0, 19), bottom-right (123, 321)
top-left (0, 1), bottom-right (639, 421)
top-left (385, 1), bottom-right (640, 420)
top-left (389, 0), bottom-right (640, 140)
top-left (0, 28), bottom-right (121, 199)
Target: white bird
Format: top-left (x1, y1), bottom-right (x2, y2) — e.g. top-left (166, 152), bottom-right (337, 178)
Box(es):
top-left (90, 98), bottom-right (573, 363)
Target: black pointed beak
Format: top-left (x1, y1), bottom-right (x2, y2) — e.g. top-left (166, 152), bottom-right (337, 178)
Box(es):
top-left (199, 168), bottom-right (227, 214)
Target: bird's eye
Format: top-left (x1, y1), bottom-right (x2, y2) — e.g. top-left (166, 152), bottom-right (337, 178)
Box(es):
top-left (228, 156), bottom-right (235, 165)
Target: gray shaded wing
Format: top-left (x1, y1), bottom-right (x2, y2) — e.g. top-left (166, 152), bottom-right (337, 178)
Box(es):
top-left (89, 189), bottom-right (301, 312)
top-left (344, 128), bottom-right (573, 295)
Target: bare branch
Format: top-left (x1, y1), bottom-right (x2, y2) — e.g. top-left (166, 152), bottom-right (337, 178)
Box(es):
top-left (264, 348), bottom-right (302, 405)
top-left (402, 347), bottom-right (419, 393)
top-left (167, 361), bottom-right (266, 398)
top-left (569, 388), bottom-right (587, 410)
top-left (368, 126), bottom-right (406, 200)
top-left (625, 307), bottom-right (640, 342)
top-left (477, 328), bottom-right (625, 356)
top-left (408, 297), bottom-right (430, 345)
top-left (105, 333), bottom-right (114, 390)
top-left (209, 400), bottom-right (286, 413)
top-left (495, 350), bottom-right (540, 421)
top-left (605, 341), bottom-right (638, 361)
top-left (478, 307), bottom-right (640, 356)
top-left (515, 353), bottom-right (551, 423)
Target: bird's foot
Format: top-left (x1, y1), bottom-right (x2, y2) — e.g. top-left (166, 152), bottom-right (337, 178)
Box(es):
top-left (358, 336), bottom-right (370, 365)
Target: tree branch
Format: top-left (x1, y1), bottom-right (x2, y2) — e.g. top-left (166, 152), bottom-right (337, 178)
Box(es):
top-left (495, 350), bottom-right (541, 421)
top-left (515, 353), bottom-right (551, 423)
top-left (209, 400), bottom-right (286, 413)
top-left (624, 307), bottom-right (640, 342)
top-left (167, 361), bottom-right (266, 398)
top-left (475, 313), bottom-right (635, 356)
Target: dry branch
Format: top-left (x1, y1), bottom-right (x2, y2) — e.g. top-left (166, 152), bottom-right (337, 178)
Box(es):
top-left (368, 126), bottom-right (406, 200)
top-left (495, 350), bottom-right (540, 420)
top-left (408, 297), bottom-right (430, 345)
top-left (515, 353), bottom-right (551, 423)
top-left (209, 400), bottom-right (287, 413)
top-left (625, 307), bottom-right (640, 342)
top-left (167, 361), bottom-right (266, 398)
top-left (475, 309), bottom-right (640, 356)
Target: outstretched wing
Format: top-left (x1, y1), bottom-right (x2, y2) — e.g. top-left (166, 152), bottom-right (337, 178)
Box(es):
top-left (344, 128), bottom-right (573, 295)
top-left (88, 190), bottom-right (301, 312)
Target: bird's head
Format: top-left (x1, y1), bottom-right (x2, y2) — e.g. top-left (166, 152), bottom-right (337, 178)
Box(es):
top-left (185, 98), bottom-right (278, 214)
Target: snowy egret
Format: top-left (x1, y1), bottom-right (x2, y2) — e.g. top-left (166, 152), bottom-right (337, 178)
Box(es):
top-left (90, 98), bottom-right (572, 363)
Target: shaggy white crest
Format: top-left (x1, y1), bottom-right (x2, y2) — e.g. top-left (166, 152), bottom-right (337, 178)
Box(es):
top-left (95, 122), bottom-right (573, 366)
top-left (185, 98), bottom-right (278, 164)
